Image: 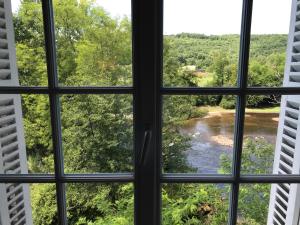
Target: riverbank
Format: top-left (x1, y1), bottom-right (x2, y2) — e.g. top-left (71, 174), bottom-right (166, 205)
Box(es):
top-left (200, 106), bottom-right (280, 121)
top-left (182, 106), bottom-right (280, 148)
top-left (199, 106), bottom-right (280, 115)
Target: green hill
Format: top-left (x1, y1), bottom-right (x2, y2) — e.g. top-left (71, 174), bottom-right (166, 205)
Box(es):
top-left (165, 33), bottom-right (287, 69)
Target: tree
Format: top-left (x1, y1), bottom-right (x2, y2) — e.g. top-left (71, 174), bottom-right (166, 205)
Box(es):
top-left (220, 137), bottom-right (274, 224)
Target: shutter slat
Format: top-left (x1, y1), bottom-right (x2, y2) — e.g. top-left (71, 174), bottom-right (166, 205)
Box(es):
top-left (6, 185), bottom-right (22, 198)
top-left (10, 208), bottom-right (25, 222)
top-left (9, 200), bottom-right (24, 215)
top-left (281, 143), bottom-right (295, 153)
top-left (3, 150), bottom-right (19, 162)
top-left (274, 208), bottom-right (286, 223)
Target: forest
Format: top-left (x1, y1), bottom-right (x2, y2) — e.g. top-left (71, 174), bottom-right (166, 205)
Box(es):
top-left (14, 0), bottom-right (286, 224)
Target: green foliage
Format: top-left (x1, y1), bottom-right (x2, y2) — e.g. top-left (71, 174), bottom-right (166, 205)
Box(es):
top-left (220, 96), bottom-right (236, 109)
top-left (61, 95), bottom-right (133, 173)
top-left (162, 95), bottom-right (199, 173)
top-left (220, 137), bottom-right (274, 224)
top-left (31, 184), bottom-right (58, 225)
top-left (165, 33), bottom-right (285, 107)
top-left (162, 184), bottom-right (229, 225)
top-left (189, 107), bottom-right (209, 119)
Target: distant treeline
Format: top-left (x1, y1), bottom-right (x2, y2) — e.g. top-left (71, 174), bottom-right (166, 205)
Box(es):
top-left (164, 33), bottom-right (287, 108)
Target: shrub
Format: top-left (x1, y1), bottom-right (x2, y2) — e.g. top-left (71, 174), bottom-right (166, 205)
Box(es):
top-left (220, 96), bottom-right (236, 109)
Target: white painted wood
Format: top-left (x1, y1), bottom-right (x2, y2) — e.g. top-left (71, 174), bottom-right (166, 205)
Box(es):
top-left (268, 0), bottom-right (300, 224)
top-left (0, 1), bottom-right (33, 225)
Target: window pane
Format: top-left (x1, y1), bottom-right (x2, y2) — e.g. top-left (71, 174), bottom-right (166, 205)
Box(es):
top-left (238, 184), bottom-right (271, 225)
top-left (66, 183), bottom-right (134, 225)
top-left (241, 95), bottom-right (300, 175)
top-left (163, 0), bottom-right (242, 87)
top-left (162, 184), bottom-right (230, 225)
top-left (6, 1), bottom-right (48, 86)
top-left (31, 184), bottom-right (58, 225)
top-left (53, 0), bottom-right (132, 86)
top-left (61, 94), bottom-right (133, 173)
top-left (0, 94), bottom-right (54, 174)
top-left (0, 183), bottom-right (57, 225)
top-left (237, 183), bottom-right (299, 225)
top-left (248, 0), bottom-right (291, 87)
top-left (241, 94), bottom-right (279, 175)
top-left (162, 95), bottom-right (236, 174)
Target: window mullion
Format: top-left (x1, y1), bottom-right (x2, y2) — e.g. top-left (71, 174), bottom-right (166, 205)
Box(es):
top-left (229, 0), bottom-right (253, 225)
top-left (41, 1), bottom-right (67, 224)
top-left (132, 0), bottom-right (163, 224)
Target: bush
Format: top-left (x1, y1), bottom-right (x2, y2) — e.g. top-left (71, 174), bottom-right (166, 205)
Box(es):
top-left (189, 107), bottom-right (208, 118)
top-left (220, 96), bottom-right (236, 109)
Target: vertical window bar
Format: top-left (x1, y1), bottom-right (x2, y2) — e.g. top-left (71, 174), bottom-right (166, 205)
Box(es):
top-left (156, 0), bottom-right (164, 223)
top-left (229, 0), bottom-right (253, 225)
top-left (41, 1), bottom-right (67, 224)
top-left (132, 0), bottom-right (162, 223)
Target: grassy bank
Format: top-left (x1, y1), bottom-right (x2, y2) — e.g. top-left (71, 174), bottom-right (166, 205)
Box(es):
top-left (198, 106), bottom-right (280, 114)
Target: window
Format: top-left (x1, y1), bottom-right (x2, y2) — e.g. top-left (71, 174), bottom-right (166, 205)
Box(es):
top-left (1, 0), bottom-right (300, 225)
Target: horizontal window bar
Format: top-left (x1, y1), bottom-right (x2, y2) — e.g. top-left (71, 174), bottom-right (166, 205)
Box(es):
top-left (1, 87), bottom-right (300, 95)
top-left (0, 174), bottom-right (56, 183)
top-left (2, 174), bottom-right (300, 183)
top-left (239, 175), bottom-right (300, 183)
top-left (62, 174), bottom-right (134, 182)
top-left (0, 86), bottom-right (134, 94)
top-left (161, 174), bottom-right (300, 183)
top-left (162, 87), bottom-right (300, 95)
top-left (0, 86), bottom-right (50, 94)
top-left (0, 173), bottom-right (134, 183)
top-left (161, 174), bottom-right (234, 183)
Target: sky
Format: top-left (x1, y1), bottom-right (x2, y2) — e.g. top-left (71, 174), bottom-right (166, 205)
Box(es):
top-left (11, 0), bottom-right (292, 35)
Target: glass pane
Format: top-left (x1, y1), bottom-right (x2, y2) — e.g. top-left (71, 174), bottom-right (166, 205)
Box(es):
top-left (0, 183), bottom-right (57, 224)
top-left (0, 94), bottom-right (54, 174)
top-left (162, 95), bottom-right (236, 174)
top-left (61, 94), bottom-right (133, 173)
top-left (248, 0), bottom-right (291, 87)
top-left (238, 184), bottom-right (271, 224)
top-left (6, 1), bottom-right (48, 86)
top-left (241, 95), bottom-right (300, 175)
top-left (162, 184), bottom-right (230, 225)
top-left (163, 0), bottom-right (242, 87)
top-left (53, 0), bottom-right (132, 86)
top-left (31, 184), bottom-right (58, 225)
top-left (66, 183), bottom-right (134, 225)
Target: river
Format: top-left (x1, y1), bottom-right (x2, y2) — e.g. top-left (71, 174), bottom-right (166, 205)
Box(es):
top-left (180, 112), bottom-right (279, 173)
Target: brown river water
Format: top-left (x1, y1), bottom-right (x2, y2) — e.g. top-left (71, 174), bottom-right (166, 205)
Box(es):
top-left (180, 112), bottom-right (279, 173)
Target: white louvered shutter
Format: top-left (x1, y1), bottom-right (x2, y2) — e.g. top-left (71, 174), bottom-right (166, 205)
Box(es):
top-left (0, 1), bottom-right (33, 225)
top-left (267, 1), bottom-right (300, 225)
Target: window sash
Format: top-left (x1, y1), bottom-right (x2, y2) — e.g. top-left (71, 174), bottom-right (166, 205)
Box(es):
top-left (0, 0), bottom-right (300, 225)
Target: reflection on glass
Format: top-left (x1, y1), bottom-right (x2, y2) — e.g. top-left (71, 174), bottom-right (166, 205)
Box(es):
top-left (163, 95), bottom-right (236, 174)
top-left (61, 95), bottom-right (133, 173)
top-left (162, 184), bottom-right (229, 225)
top-left (66, 183), bottom-right (134, 224)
